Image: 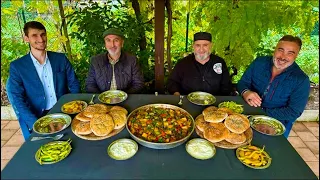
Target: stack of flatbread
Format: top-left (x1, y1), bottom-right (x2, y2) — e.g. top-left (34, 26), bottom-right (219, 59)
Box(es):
top-left (73, 104), bottom-right (128, 137)
top-left (195, 106), bottom-right (251, 145)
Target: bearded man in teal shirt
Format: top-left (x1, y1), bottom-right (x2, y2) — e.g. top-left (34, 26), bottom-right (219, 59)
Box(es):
top-left (237, 35), bottom-right (310, 138)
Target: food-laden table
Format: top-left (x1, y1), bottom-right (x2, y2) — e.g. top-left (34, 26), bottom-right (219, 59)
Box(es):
top-left (1, 94), bottom-right (317, 179)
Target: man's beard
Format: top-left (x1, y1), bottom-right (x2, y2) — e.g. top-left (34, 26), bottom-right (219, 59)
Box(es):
top-left (195, 52), bottom-right (210, 61)
top-left (107, 48), bottom-right (120, 57)
top-left (273, 56), bottom-right (293, 70)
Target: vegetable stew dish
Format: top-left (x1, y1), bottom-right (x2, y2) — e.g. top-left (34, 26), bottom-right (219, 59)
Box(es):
top-left (127, 106), bottom-right (193, 143)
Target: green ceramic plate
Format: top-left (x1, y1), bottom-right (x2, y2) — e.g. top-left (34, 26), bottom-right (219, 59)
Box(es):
top-left (249, 115), bottom-right (286, 136)
top-left (187, 92), bottom-right (216, 106)
top-left (236, 145), bottom-right (272, 169)
top-left (108, 138), bottom-right (138, 160)
top-left (185, 138), bottom-right (216, 160)
top-left (98, 90), bottom-right (128, 104)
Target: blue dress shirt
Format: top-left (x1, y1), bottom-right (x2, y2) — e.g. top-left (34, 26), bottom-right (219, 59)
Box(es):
top-left (30, 52), bottom-right (57, 110)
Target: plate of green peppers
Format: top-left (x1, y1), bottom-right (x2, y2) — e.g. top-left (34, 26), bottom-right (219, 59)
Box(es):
top-left (35, 139), bottom-right (72, 165)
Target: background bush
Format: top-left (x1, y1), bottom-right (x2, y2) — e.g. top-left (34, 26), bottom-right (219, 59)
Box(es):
top-left (1, 0), bottom-right (318, 105)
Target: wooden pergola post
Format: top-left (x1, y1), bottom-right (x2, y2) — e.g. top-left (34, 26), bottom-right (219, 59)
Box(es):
top-left (154, 0), bottom-right (165, 93)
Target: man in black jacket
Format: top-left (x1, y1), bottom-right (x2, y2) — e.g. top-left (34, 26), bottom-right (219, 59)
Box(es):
top-left (167, 32), bottom-right (232, 96)
top-left (85, 28), bottom-right (144, 93)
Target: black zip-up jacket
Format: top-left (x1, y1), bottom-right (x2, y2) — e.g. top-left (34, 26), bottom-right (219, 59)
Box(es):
top-left (85, 51), bottom-right (144, 93)
top-left (167, 53), bottom-right (232, 95)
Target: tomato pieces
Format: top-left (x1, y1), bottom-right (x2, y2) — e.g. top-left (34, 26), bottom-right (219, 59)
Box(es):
top-left (160, 113), bottom-right (167, 117)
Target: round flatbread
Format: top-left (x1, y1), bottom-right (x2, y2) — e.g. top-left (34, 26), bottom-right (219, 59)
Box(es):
top-left (203, 122), bottom-right (228, 143)
top-left (225, 130), bottom-right (246, 144)
top-left (75, 121), bottom-right (92, 135)
top-left (195, 114), bottom-right (209, 132)
top-left (202, 106), bottom-right (218, 117)
top-left (109, 110), bottom-right (127, 129)
top-left (75, 112), bottom-right (92, 122)
top-left (92, 104), bottom-right (111, 112)
top-left (224, 114), bottom-right (250, 134)
top-left (90, 113), bottom-right (114, 136)
top-left (83, 104), bottom-right (110, 118)
top-left (203, 110), bottom-right (228, 123)
top-left (217, 107), bottom-right (234, 115)
top-left (110, 106), bottom-right (128, 115)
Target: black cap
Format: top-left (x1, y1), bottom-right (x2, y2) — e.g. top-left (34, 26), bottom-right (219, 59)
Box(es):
top-left (194, 32), bottom-right (212, 42)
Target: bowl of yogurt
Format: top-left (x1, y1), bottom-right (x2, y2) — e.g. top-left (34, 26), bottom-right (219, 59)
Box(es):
top-left (108, 138), bottom-right (138, 160)
top-left (185, 138), bottom-right (216, 160)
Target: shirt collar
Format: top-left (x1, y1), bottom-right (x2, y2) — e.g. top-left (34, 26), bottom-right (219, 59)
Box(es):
top-left (30, 51), bottom-right (49, 66)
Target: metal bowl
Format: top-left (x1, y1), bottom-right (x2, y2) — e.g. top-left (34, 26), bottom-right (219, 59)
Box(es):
top-left (187, 91), bottom-right (216, 106)
top-left (98, 90), bottom-right (128, 104)
top-left (126, 104), bottom-right (195, 149)
top-left (236, 145), bottom-right (272, 169)
top-left (61, 100), bottom-right (88, 114)
top-left (185, 138), bottom-right (216, 160)
top-left (248, 115), bottom-right (286, 136)
top-left (35, 140), bottom-right (72, 165)
top-left (33, 113), bottom-right (71, 135)
top-left (107, 138), bottom-right (138, 160)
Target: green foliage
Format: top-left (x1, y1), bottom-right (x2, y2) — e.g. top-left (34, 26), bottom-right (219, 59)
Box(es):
top-left (171, 0), bottom-right (319, 84)
top-left (1, 0), bottom-right (319, 99)
top-left (1, 0), bottom-right (74, 83)
top-left (66, 1), bottom-right (155, 92)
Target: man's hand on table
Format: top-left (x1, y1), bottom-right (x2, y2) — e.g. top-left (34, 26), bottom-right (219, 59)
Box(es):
top-left (242, 90), bottom-right (262, 107)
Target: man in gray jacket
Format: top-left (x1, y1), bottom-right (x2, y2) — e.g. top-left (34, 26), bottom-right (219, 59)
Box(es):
top-left (85, 28), bottom-right (144, 93)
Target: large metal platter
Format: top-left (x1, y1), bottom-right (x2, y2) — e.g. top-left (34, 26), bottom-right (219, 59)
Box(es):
top-left (249, 115), bottom-right (286, 136)
top-left (71, 118), bottom-right (125, 141)
top-left (187, 91), bottom-right (216, 106)
top-left (33, 113), bottom-right (71, 135)
top-left (98, 90), bottom-right (128, 104)
top-left (126, 104), bottom-right (195, 149)
top-left (35, 140), bottom-right (72, 165)
top-left (195, 114), bottom-right (253, 149)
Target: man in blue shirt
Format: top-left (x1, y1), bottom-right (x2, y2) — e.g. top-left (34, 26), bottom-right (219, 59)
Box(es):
top-left (237, 35), bottom-right (310, 138)
top-left (6, 21), bottom-right (80, 140)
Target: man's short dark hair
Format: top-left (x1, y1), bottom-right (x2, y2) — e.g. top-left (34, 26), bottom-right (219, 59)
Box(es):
top-left (23, 21), bottom-right (46, 36)
top-left (279, 35), bottom-right (302, 49)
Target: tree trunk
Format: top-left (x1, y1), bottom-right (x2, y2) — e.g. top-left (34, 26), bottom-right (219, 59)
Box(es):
top-left (130, 0), bottom-right (147, 51)
top-left (165, 0), bottom-right (172, 73)
top-left (154, 0), bottom-right (165, 93)
top-left (58, 0), bottom-right (72, 59)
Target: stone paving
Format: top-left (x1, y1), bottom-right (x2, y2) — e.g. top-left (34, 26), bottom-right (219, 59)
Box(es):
top-left (1, 120), bottom-right (319, 178)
